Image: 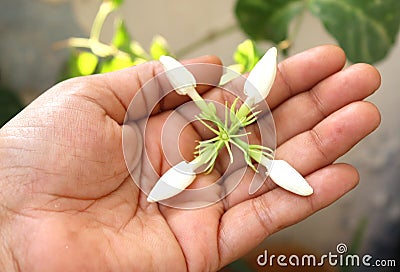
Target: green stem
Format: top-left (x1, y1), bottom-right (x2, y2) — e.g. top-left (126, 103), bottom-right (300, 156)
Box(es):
top-left (232, 138), bottom-right (249, 152)
top-left (90, 1), bottom-right (115, 41)
top-left (187, 88), bottom-right (226, 128)
top-left (175, 24), bottom-right (238, 58)
top-left (233, 138), bottom-right (273, 164)
top-left (56, 37), bottom-right (130, 58)
top-left (187, 88), bottom-right (215, 118)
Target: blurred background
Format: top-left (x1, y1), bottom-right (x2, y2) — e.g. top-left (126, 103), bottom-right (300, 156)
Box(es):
top-left (1, 0), bottom-right (399, 271)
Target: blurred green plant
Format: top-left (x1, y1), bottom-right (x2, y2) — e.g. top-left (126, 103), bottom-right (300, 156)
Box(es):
top-left (58, 0), bottom-right (168, 80)
top-left (0, 85), bottom-right (24, 127)
top-left (59, 0), bottom-right (400, 81)
top-left (56, 0), bottom-right (268, 81)
top-left (340, 217), bottom-right (368, 272)
top-left (235, 0), bottom-right (400, 64)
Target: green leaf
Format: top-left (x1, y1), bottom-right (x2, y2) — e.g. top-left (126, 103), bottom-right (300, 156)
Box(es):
top-left (112, 19), bottom-right (131, 53)
top-left (99, 55), bottom-right (135, 73)
top-left (233, 39), bottom-right (262, 73)
top-left (59, 53), bottom-right (80, 80)
top-left (150, 35), bottom-right (170, 60)
top-left (0, 86), bottom-right (24, 127)
top-left (308, 0), bottom-right (400, 63)
top-left (59, 51), bottom-right (88, 81)
top-left (235, 0), bottom-right (305, 44)
top-left (76, 52), bottom-right (99, 76)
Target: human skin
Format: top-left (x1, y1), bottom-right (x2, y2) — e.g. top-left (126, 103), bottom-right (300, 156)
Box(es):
top-left (0, 45), bottom-right (381, 271)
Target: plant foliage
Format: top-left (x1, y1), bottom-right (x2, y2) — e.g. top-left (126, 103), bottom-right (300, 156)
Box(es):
top-left (0, 86), bottom-right (24, 127)
top-left (235, 0), bottom-right (400, 63)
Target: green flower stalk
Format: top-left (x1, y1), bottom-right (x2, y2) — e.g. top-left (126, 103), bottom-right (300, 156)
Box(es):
top-left (159, 55), bottom-right (216, 118)
top-left (147, 48), bottom-right (313, 203)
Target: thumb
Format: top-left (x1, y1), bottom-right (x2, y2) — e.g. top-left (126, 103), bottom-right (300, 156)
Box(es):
top-left (85, 55), bottom-right (223, 124)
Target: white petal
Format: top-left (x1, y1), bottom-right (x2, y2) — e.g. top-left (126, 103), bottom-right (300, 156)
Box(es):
top-left (244, 47), bottom-right (277, 105)
top-left (159, 56), bottom-right (196, 95)
top-left (268, 160), bottom-right (313, 196)
top-left (147, 161), bottom-right (197, 202)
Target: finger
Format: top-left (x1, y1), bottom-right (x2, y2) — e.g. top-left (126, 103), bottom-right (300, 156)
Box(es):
top-left (221, 167), bottom-right (275, 210)
top-left (217, 163), bottom-right (358, 267)
top-left (273, 63), bottom-right (381, 145)
top-left (222, 100), bottom-right (380, 209)
top-left (69, 55), bottom-right (222, 124)
top-left (164, 45), bottom-right (346, 146)
top-left (185, 45), bottom-right (346, 137)
top-left (267, 45), bottom-right (346, 110)
top-left (159, 202), bottom-right (224, 272)
top-left (277, 101), bottom-right (380, 176)
top-left (200, 45), bottom-right (346, 113)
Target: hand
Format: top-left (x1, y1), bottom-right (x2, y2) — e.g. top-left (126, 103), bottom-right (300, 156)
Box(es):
top-left (0, 45), bottom-right (380, 271)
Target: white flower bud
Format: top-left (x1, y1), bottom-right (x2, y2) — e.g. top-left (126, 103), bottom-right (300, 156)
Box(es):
top-left (268, 160), bottom-right (313, 196)
top-left (244, 47), bottom-right (277, 106)
top-left (159, 55), bottom-right (196, 95)
top-left (147, 160), bottom-right (197, 203)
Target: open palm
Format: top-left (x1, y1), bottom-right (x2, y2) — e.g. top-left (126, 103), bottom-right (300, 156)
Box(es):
top-left (0, 45), bottom-right (380, 271)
